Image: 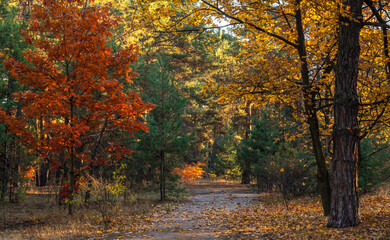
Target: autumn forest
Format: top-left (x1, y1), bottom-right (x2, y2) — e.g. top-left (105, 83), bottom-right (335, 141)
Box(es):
top-left (0, 0), bottom-right (389, 239)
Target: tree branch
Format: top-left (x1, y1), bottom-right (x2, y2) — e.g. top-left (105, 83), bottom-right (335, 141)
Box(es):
top-left (201, 0), bottom-right (299, 49)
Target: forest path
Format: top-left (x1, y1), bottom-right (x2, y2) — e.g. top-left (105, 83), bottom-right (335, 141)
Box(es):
top-left (103, 181), bottom-right (258, 240)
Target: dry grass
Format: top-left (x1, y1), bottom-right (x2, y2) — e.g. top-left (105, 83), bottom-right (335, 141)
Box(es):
top-left (0, 187), bottom-right (160, 240)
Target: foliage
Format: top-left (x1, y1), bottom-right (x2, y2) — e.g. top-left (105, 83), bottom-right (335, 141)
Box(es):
top-left (359, 138), bottom-right (390, 192)
top-left (86, 164), bottom-right (134, 228)
top-left (129, 54), bottom-right (191, 200)
top-left (208, 128), bottom-right (241, 179)
top-left (2, 0), bottom-right (153, 213)
top-left (1, 0), bottom-right (390, 232)
top-left (238, 108), bottom-right (316, 198)
top-left (173, 162), bottom-right (206, 184)
top-left (0, 0), bottom-right (31, 202)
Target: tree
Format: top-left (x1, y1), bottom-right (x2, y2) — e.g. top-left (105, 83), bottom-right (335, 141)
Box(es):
top-left (3, 0), bottom-right (153, 215)
top-left (131, 55), bottom-right (191, 201)
top-left (238, 110), bottom-right (280, 190)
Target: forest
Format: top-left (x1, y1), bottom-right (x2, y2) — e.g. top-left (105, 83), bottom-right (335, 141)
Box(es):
top-left (0, 0), bottom-right (389, 239)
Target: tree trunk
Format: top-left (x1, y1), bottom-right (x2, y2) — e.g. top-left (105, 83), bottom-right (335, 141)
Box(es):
top-left (38, 161), bottom-right (49, 187)
top-left (0, 128), bottom-right (8, 201)
top-left (241, 162), bottom-right (251, 184)
top-left (241, 100), bottom-right (253, 184)
top-left (160, 150), bottom-right (166, 201)
top-left (328, 0), bottom-right (362, 228)
top-left (295, 1), bottom-right (331, 215)
top-left (68, 100), bottom-right (75, 216)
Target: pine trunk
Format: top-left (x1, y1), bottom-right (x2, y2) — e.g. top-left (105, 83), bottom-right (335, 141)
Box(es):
top-left (160, 150), bottom-right (166, 201)
top-left (328, 0), bottom-right (362, 228)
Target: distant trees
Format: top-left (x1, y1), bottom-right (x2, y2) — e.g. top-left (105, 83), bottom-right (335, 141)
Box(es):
top-left (146, 0), bottom-right (390, 226)
top-left (0, 0), bottom-right (30, 203)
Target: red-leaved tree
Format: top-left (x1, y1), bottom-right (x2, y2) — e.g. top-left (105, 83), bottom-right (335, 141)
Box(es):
top-left (3, 0), bottom-right (154, 215)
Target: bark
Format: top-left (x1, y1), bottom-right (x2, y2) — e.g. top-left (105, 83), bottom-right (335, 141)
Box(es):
top-left (8, 140), bottom-right (19, 203)
top-left (327, 0), bottom-right (362, 228)
top-left (241, 101), bottom-right (253, 184)
top-left (68, 99), bottom-right (75, 216)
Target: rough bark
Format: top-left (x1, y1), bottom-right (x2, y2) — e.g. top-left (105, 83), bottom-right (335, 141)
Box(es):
top-left (328, 0), bottom-right (362, 228)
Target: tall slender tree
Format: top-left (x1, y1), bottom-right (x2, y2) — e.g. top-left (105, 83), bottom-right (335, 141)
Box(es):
top-left (132, 55), bottom-right (191, 201)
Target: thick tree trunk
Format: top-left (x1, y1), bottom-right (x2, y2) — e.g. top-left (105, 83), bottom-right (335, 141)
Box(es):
top-left (328, 0), bottom-right (362, 228)
top-left (241, 162), bottom-right (251, 184)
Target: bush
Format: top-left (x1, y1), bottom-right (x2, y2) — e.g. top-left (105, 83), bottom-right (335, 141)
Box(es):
top-left (173, 162), bottom-right (206, 184)
top-left (85, 164), bottom-right (135, 228)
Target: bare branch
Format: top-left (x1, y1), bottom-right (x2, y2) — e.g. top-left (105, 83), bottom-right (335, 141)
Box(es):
top-left (201, 0), bottom-right (299, 49)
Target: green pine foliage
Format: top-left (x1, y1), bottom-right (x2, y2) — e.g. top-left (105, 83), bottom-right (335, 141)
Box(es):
top-left (0, 0), bottom-right (31, 202)
top-left (237, 110), bottom-right (281, 190)
top-left (237, 108), bottom-right (316, 196)
top-left (207, 128), bottom-right (241, 179)
top-left (129, 54), bottom-right (192, 200)
top-left (359, 138), bottom-right (390, 192)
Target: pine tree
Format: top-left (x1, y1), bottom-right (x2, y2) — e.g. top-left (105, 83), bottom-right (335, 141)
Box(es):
top-left (0, 0), bottom-right (29, 202)
top-left (237, 110), bottom-right (281, 190)
top-left (131, 55), bottom-right (191, 201)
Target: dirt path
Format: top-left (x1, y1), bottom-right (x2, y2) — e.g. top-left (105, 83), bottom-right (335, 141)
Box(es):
top-left (103, 182), bottom-right (258, 240)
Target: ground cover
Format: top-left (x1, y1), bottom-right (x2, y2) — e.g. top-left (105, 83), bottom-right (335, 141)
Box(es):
top-left (0, 180), bottom-right (389, 239)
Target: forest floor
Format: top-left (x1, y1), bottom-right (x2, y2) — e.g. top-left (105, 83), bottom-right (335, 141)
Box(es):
top-left (0, 180), bottom-right (389, 239)
top-left (101, 180), bottom-right (390, 240)
top-left (102, 180), bottom-right (258, 240)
